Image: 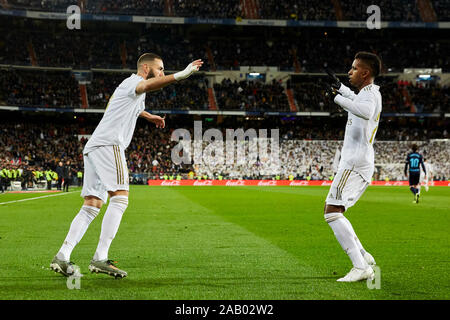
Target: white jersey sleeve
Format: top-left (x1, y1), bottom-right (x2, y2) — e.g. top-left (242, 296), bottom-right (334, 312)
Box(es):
top-left (83, 74), bottom-right (146, 154)
top-left (333, 84), bottom-right (382, 182)
top-left (335, 85), bottom-right (376, 120)
top-left (337, 83), bottom-right (357, 101)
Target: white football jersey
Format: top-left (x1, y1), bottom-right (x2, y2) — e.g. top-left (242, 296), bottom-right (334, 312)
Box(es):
top-left (334, 83), bottom-right (382, 182)
top-left (425, 162), bottom-right (433, 174)
top-left (84, 74), bottom-right (146, 154)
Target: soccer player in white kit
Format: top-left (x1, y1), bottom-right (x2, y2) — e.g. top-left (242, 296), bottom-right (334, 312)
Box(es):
top-left (324, 52), bottom-right (382, 282)
top-left (50, 53), bottom-right (203, 278)
top-left (421, 158), bottom-right (433, 192)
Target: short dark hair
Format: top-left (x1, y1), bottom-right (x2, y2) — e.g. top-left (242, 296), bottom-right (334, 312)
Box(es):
top-left (137, 53), bottom-right (162, 68)
top-left (355, 51), bottom-right (381, 78)
top-left (411, 144), bottom-right (418, 152)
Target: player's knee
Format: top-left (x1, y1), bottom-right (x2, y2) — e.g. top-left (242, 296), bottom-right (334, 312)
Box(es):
top-left (324, 212), bottom-right (344, 223)
top-left (324, 204), bottom-right (345, 214)
top-left (324, 203), bottom-right (345, 223)
top-left (109, 190), bottom-right (129, 198)
top-left (83, 196), bottom-right (103, 209)
top-left (109, 195), bottom-right (128, 211)
top-left (82, 205), bottom-right (100, 221)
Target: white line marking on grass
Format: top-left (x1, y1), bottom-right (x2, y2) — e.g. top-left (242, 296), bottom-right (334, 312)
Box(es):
top-left (0, 191), bottom-right (77, 205)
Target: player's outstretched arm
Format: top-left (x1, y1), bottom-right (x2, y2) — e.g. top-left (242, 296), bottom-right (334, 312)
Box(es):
top-left (139, 111), bottom-right (165, 129)
top-left (337, 83), bottom-right (357, 100)
top-left (135, 74), bottom-right (176, 94)
top-left (173, 59), bottom-right (203, 81)
top-left (333, 95), bottom-right (375, 120)
top-left (135, 59), bottom-right (203, 94)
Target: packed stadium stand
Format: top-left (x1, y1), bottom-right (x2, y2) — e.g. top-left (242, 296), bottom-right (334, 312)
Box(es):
top-left (214, 79), bottom-right (289, 111)
top-left (0, 1), bottom-right (449, 190)
top-left (4, 0), bottom-right (448, 21)
top-left (1, 67), bottom-right (447, 113)
top-left (0, 69), bottom-right (81, 108)
top-left (2, 18), bottom-right (449, 73)
top-left (1, 114), bottom-right (449, 186)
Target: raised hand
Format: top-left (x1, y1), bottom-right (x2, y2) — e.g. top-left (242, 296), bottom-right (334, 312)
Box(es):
top-left (324, 83), bottom-right (338, 99)
top-left (174, 59), bottom-right (204, 81)
top-left (325, 68), bottom-right (341, 90)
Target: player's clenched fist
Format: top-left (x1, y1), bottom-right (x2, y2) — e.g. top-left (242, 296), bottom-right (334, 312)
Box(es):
top-left (174, 59), bottom-right (204, 81)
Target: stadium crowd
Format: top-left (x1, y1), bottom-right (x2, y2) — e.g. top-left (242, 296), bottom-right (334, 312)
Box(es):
top-left (214, 78), bottom-right (289, 111)
top-left (172, 0), bottom-right (241, 19)
top-left (289, 77), bottom-right (334, 112)
top-left (257, 0), bottom-right (335, 20)
top-left (432, 0), bottom-right (450, 21)
top-left (208, 38), bottom-right (294, 71)
top-left (0, 67), bottom-right (448, 114)
top-left (6, 0), bottom-right (447, 22)
top-left (0, 121), bottom-right (84, 192)
top-left (1, 115), bottom-right (448, 192)
top-left (87, 72), bottom-right (209, 110)
top-left (184, 139), bottom-right (450, 182)
top-left (144, 76), bottom-right (209, 111)
top-left (123, 36), bottom-right (208, 72)
top-left (0, 69), bottom-right (81, 108)
top-left (1, 19), bottom-right (449, 74)
top-left (340, 0), bottom-right (420, 22)
top-left (88, 0), bottom-right (165, 15)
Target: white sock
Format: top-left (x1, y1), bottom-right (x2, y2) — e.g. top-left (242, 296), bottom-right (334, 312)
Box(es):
top-left (342, 216), bottom-right (366, 256)
top-left (325, 212), bottom-right (369, 269)
top-left (93, 196), bottom-right (128, 261)
top-left (56, 205), bottom-right (100, 261)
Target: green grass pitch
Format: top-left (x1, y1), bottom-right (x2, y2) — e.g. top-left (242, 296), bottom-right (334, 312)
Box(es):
top-left (0, 186), bottom-right (449, 300)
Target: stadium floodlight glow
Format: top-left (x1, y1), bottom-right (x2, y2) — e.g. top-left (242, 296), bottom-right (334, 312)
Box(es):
top-left (249, 72), bottom-right (261, 76)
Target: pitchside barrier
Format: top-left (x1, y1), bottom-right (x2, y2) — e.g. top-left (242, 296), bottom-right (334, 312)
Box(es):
top-left (147, 180), bottom-right (450, 186)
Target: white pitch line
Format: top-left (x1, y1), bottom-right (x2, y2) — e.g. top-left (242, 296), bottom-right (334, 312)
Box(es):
top-left (0, 191), bottom-right (77, 205)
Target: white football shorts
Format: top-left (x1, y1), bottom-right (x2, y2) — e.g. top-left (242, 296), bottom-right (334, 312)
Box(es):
top-left (326, 168), bottom-right (369, 210)
top-left (81, 145), bottom-right (129, 203)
